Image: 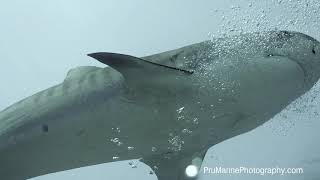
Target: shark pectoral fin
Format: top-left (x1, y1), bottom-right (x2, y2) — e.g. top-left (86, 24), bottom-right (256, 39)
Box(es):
top-left (87, 52), bottom-right (193, 78)
top-left (140, 150), bottom-right (207, 180)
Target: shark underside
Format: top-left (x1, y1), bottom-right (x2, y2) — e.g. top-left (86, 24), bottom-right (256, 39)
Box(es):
top-left (0, 31), bottom-right (320, 180)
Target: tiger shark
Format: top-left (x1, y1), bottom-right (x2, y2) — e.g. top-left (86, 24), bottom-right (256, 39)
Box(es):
top-left (0, 31), bottom-right (319, 180)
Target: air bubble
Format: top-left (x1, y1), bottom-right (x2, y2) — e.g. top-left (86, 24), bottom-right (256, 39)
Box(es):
top-left (110, 138), bottom-right (119, 143)
top-left (177, 116), bottom-right (185, 121)
top-left (128, 146), bottom-right (135, 150)
top-left (193, 118), bottom-right (199, 125)
top-left (177, 107), bottom-right (185, 114)
top-left (151, 147), bottom-right (158, 152)
top-left (182, 129), bottom-right (193, 134)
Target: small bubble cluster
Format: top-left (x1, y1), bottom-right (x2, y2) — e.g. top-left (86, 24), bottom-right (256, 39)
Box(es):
top-left (182, 128), bottom-right (193, 134)
top-left (265, 82), bottom-right (320, 136)
top-left (111, 127), bottom-right (121, 133)
top-left (176, 107), bottom-right (185, 114)
top-left (110, 137), bottom-right (123, 146)
top-left (168, 135), bottom-right (185, 152)
top-left (128, 162), bottom-right (137, 168)
top-left (208, 0), bottom-right (320, 39)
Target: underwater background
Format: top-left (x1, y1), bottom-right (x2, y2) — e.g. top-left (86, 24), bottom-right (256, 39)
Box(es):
top-left (0, 0), bottom-right (320, 179)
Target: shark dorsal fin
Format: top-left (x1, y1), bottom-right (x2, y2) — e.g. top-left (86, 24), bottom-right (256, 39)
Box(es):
top-left (87, 52), bottom-right (194, 76)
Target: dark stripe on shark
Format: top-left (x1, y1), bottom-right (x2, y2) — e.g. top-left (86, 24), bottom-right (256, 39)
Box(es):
top-left (87, 52), bottom-right (194, 74)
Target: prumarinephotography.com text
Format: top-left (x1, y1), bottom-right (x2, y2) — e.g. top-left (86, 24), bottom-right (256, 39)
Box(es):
top-left (203, 166), bottom-right (304, 176)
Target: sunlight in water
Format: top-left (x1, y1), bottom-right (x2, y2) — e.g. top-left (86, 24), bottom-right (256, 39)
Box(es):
top-left (185, 165), bottom-right (198, 178)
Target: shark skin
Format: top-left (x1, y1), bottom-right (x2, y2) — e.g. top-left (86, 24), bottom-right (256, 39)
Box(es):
top-left (0, 31), bottom-right (319, 180)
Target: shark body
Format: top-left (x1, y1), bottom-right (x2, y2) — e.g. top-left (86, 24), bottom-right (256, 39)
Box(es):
top-left (0, 31), bottom-right (320, 180)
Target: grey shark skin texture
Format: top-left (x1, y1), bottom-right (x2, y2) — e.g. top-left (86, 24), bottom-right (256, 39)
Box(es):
top-left (0, 31), bottom-right (319, 180)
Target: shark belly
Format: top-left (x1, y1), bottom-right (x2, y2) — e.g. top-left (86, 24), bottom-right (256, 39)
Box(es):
top-left (1, 31), bottom-right (319, 180)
